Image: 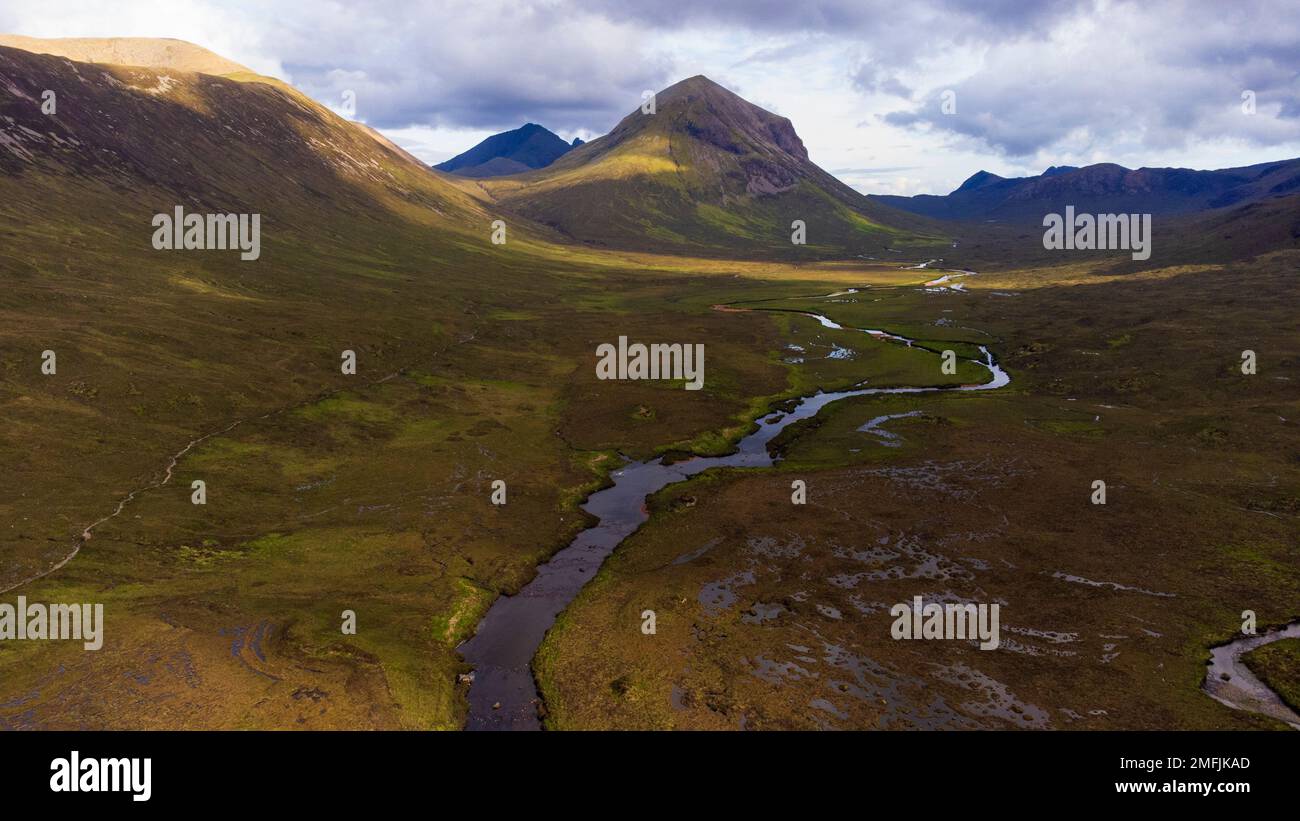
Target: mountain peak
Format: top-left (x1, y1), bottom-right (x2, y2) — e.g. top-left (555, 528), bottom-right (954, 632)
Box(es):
top-left (476, 73), bottom-right (932, 257)
top-left (0, 34), bottom-right (252, 75)
top-left (954, 170), bottom-right (1005, 193)
top-left (659, 74), bottom-right (747, 107)
top-left (627, 74), bottom-right (808, 163)
top-left (434, 122), bottom-right (576, 177)
top-left (666, 74), bottom-right (726, 92)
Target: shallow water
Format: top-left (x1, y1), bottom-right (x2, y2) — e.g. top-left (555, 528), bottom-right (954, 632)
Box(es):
top-left (458, 303), bottom-right (1009, 730)
top-left (858, 410), bottom-right (925, 447)
top-left (1203, 621), bottom-right (1300, 729)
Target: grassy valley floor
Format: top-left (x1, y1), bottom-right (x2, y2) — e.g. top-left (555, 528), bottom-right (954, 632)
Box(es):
top-left (0, 226), bottom-right (973, 728)
top-left (536, 251), bottom-right (1300, 730)
top-left (1, 217), bottom-right (1295, 729)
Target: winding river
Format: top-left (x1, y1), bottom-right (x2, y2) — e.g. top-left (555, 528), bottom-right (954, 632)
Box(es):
top-left (458, 297), bottom-right (1009, 730)
top-left (1203, 621), bottom-right (1300, 730)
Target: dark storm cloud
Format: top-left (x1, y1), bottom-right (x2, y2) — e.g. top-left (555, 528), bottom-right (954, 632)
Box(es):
top-left (21, 0), bottom-right (1283, 158)
top-left (878, 0), bottom-right (1300, 156)
top-left (228, 0), bottom-right (1101, 134)
top-left (578, 0), bottom-right (1300, 157)
top-left (574, 0), bottom-right (1089, 36)
top-left (263, 0), bottom-right (671, 132)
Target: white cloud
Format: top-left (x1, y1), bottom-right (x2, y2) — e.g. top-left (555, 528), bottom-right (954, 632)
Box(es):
top-left (3, 0), bottom-right (1298, 195)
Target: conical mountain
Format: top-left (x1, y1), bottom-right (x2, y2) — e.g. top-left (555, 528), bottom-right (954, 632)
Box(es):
top-left (479, 75), bottom-right (941, 257)
top-left (434, 123), bottom-right (576, 178)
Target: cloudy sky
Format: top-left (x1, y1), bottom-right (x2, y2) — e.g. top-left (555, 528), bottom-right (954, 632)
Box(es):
top-left (4, 0), bottom-right (1298, 195)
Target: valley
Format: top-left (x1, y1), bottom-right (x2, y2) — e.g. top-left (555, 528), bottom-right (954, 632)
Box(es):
top-left (536, 253), bottom-right (1300, 730)
top-left (463, 290), bottom-right (1007, 730)
top-left (0, 35), bottom-right (1296, 734)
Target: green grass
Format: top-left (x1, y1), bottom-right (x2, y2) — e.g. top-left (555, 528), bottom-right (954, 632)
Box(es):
top-left (2, 44), bottom-right (1297, 732)
top-left (535, 253), bottom-right (1300, 730)
top-left (1244, 638), bottom-right (1300, 714)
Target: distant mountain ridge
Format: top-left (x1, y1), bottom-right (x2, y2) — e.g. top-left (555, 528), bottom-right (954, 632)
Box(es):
top-left (873, 159), bottom-right (1300, 223)
top-left (473, 75), bottom-right (942, 257)
top-left (434, 123), bottom-right (576, 178)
